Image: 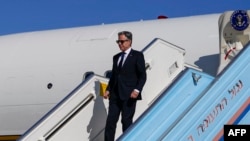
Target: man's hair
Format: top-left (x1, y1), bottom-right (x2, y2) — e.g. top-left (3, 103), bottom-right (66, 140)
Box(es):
top-left (118, 31), bottom-right (132, 41)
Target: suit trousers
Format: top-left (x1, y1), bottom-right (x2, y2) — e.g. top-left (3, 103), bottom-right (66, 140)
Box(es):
top-left (105, 92), bottom-right (137, 141)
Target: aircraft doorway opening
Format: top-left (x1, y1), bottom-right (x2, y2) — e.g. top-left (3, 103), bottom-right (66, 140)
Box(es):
top-left (83, 70), bottom-right (112, 82)
top-left (104, 70), bottom-right (112, 79)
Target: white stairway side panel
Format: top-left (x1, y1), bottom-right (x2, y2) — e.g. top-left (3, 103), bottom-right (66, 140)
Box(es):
top-left (48, 99), bottom-right (105, 141)
top-left (18, 75), bottom-right (109, 141)
top-left (142, 38), bottom-right (185, 104)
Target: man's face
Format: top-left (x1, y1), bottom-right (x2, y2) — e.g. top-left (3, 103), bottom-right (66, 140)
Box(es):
top-left (117, 34), bottom-right (131, 52)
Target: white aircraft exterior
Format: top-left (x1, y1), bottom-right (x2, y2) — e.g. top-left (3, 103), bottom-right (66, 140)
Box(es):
top-left (0, 10), bottom-right (249, 140)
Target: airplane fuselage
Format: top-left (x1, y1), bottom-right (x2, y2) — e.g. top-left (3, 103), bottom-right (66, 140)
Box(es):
top-left (0, 14), bottom-right (220, 136)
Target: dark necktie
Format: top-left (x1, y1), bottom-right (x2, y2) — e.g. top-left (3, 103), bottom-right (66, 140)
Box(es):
top-left (118, 52), bottom-right (125, 70)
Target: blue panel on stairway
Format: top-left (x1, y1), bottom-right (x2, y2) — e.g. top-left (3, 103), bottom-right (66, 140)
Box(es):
top-left (118, 68), bottom-right (214, 141)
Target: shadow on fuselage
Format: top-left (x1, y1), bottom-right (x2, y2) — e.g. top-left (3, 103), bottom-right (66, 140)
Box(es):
top-left (195, 54), bottom-right (220, 76)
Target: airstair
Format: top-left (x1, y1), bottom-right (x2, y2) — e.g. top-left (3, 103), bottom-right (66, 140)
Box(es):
top-left (17, 38), bottom-right (187, 141)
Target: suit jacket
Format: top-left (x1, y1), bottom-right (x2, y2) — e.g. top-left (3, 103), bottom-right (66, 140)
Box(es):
top-left (106, 49), bottom-right (147, 100)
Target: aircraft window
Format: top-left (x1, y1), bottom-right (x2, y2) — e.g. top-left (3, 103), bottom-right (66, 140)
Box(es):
top-left (47, 83), bottom-right (53, 89)
top-left (83, 71), bottom-right (94, 81)
top-left (105, 70), bottom-right (112, 79)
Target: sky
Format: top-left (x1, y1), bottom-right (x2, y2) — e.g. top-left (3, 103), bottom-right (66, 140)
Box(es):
top-left (0, 0), bottom-right (249, 36)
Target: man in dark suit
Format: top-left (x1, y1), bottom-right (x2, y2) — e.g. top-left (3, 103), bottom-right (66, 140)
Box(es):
top-left (103, 31), bottom-right (147, 141)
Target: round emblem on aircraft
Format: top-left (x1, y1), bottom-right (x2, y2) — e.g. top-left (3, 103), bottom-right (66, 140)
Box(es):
top-left (230, 10), bottom-right (249, 31)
